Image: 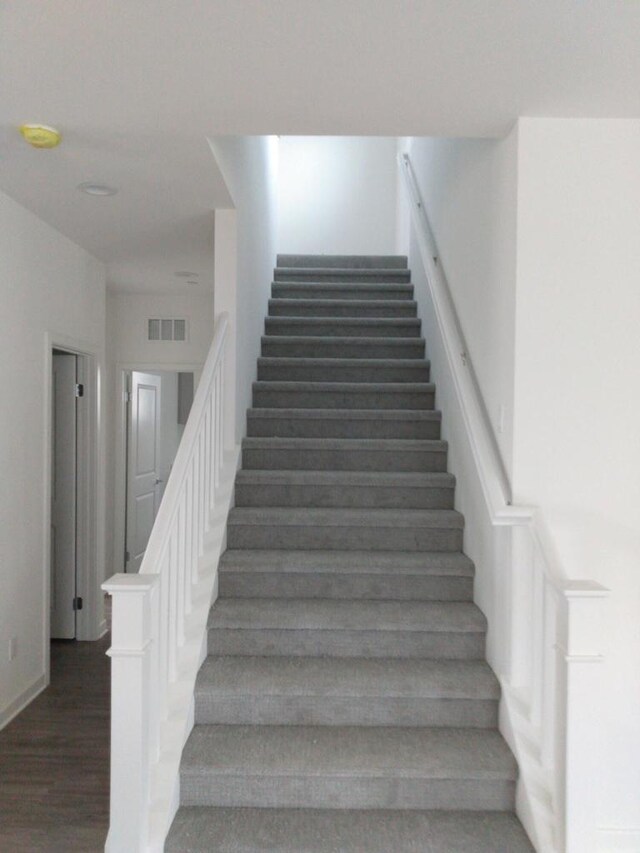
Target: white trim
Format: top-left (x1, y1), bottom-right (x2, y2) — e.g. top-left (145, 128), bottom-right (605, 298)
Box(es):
top-left (596, 828), bottom-right (640, 851)
top-left (0, 674), bottom-right (47, 731)
top-left (112, 361), bottom-right (205, 577)
top-left (44, 331), bottom-right (104, 672)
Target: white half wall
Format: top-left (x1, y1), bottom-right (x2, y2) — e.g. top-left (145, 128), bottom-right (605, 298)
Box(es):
top-left (513, 118), bottom-right (640, 841)
top-left (208, 136), bottom-right (279, 443)
top-left (0, 189), bottom-right (106, 727)
top-left (278, 137), bottom-right (398, 256)
top-left (401, 132), bottom-right (518, 478)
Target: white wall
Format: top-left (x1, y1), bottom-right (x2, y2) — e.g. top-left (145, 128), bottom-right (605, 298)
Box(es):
top-left (0, 190), bottom-right (106, 727)
top-left (106, 291), bottom-right (215, 368)
top-left (208, 136), bottom-right (279, 442)
top-left (105, 290), bottom-right (214, 577)
top-left (402, 132), bottom-right (519, 477)
top-left (513, 118), bottom-right (640, 842)
top-left (278, 136), bottom-right (398, 256)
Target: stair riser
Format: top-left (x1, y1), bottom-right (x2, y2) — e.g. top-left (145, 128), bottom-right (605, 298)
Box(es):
top-left (219, 572), bottom-right (473, 601)
top-left (277, 255), bottom-right (408, 270)
top-left (208, 628), bottom-right (485, 660)
top-left (242, 447), bottom-right (447, 473)
top-left (226, 525), bottom-right (463, 551)
top-left (234, 482), bottom-right (454, 509)
top-left (246, 415), bottom-right (441, 440)
top-left (181, 774), bottom-right (512, 811)
top-left (265, 320), bottom-right (421, 338)
top-left (271, 284), bottom-right (415, 301)
top-left (252, 388), bottom-right (435, 409)
top-left (261, 338), bottom-right (425, 359)
top-left (257, 363), bottom-right (430, 383)
top-left (268, 301), bottom-right (417, 318)
top-left (195, 695), bottom-right (497, 728)
top-left (274, 270), bottom-right (411, 284)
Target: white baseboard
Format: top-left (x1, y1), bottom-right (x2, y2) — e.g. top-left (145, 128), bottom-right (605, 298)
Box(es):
top-left (97, 618), bottom-right (108, 639)
top-left (0, 674), bottom-right (47, 730)
top-left (597, 827), bottom-right (640, 851)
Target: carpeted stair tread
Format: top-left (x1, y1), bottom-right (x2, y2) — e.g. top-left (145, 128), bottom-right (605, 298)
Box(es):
top-left (271, 282), bottom-right (415, 300)
top-left (179, 725), bottom-right (517, 809)
top-left (195, 656), bottom-right (499, 701)
top-left (246, 407), bottom-right (440, 422)
top-left (268, 297), bottom-right (418, 315)
top-left (219, 549), bottom-right (474, 577)
top-left (274, 267), bottom-right (412, 283)
top-left (246, 407), bottom-right (441, 439)
top-left (207, 598), bottom-right (485, 633)
top-left (166, 807), bottom-right (533, 852)
top-left (261, 335), bottom-right (426, 357)
top-left (242, 436), bottom-right (445, 451)
top-left (228, 506), bottom-right (463, 531)
top-left (264, 317), bottom-right (422, 337)
top-left (277, 254), bottom-right (409, 269)
top-left (235, 469), bottom-right (454, 487)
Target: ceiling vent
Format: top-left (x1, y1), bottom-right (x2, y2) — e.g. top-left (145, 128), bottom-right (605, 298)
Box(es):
top-left (147, 318), bottom-right (187, 342)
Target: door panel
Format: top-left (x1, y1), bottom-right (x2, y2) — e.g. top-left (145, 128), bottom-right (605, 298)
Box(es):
top-left (51, 352), bottom-right (77, 639)
top-left (126, 372), bottom-right (162, 572)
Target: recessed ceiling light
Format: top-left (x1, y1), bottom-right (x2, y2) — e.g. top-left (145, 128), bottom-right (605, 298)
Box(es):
top-left (78, 182), bottom-right (118, 196)
top-left (19, 124), bottom-right (61, 149)
top-left (175, 271), bottom-right (198, 278)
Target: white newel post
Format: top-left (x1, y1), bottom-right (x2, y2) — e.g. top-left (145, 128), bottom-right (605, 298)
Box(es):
top-left (102, 573), bottom-right (159, 853)
top-left (560, 581), bottom-right (609, 853)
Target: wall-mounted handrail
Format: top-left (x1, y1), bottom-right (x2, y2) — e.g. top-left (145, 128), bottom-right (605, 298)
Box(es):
top-left (399, 151), bottom-right (608, 853)
top-left (400, 152), bottom-right (516, 515)
top-left (103, 312), bottom-right (238, 852)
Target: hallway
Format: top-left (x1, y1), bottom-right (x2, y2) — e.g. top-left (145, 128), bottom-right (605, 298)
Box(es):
top-left (0, 628), bottom-right (110, 852)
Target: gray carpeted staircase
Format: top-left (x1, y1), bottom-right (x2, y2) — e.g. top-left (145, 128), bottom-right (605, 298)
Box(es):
top-left (166, 256), bottom-right (533, 852)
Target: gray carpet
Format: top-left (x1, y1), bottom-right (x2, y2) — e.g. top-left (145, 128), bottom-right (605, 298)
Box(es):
top-left (166, 255), bottom-right (533, 851)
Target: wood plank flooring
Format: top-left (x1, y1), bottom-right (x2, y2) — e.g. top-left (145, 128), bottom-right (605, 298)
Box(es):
top-left (0, 625), bottom-right (110, 852)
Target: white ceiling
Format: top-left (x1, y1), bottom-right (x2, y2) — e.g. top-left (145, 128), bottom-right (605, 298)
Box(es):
top-left (1, 1), bottom-right (639, 291)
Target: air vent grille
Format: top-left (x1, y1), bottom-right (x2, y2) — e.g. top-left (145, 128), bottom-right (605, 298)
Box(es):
top-left (147, 318), bottom-right (187, 342)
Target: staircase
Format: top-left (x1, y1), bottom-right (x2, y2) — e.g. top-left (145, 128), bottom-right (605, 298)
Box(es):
top-left (166, 256), bottom-right (533, 851)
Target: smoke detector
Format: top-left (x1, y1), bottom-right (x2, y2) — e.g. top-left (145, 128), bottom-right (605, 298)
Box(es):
top-left (19, 124), bottom-right (61, 149)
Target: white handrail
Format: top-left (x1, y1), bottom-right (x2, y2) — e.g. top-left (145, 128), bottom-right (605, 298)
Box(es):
top-left (103, 312), bottom-right (238, 852)
top-left (399, 152), bottom-right (608, 853)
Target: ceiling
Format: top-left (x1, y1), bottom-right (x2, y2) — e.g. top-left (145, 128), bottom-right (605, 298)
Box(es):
top-left (1, 1), bottom-right (639, 291)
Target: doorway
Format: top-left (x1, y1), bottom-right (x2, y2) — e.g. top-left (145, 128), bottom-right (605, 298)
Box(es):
top-left (123, 369), bottom-right (194, 572)
top-left (50, 350), bottom-right (79, 639)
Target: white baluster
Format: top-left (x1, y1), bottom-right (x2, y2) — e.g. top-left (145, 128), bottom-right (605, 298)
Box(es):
top-left (530, 550), bottom-right (544, 729)
top-left (215, 372), bottom-right (220, 488)
top-left (157, 555), bottom-right (169, 717)
top-left (168, 531), bottom-right (178, 680)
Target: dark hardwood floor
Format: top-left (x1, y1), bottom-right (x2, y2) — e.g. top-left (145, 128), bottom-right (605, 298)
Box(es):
top-left (0, 616), bottom-right (110, 852)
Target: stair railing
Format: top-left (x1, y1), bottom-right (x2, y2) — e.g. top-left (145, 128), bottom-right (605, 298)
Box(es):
top-left (399, 152), bottom-right (609, 853)
top-left (103, 312), bottom-right (238, 852)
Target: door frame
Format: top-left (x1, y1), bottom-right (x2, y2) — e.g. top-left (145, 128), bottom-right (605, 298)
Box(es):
top-left (113, 362), bottom-right (203, 576)
top-left (43, 333), bottom-right (104, 681)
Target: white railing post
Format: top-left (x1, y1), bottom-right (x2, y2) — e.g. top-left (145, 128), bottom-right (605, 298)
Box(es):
top-left (102, 573), bottom-right (159, 853)
top-left (560, 582), bottom-right (609, 853)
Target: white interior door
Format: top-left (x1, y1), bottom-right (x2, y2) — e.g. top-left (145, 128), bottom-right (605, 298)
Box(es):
top-left (126, 372), bottom-right (162, 572)
top-left (51, 352), bottom-right (77, 639)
